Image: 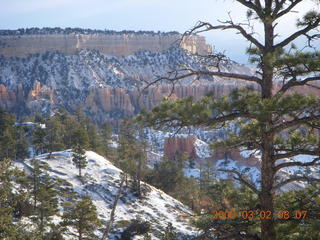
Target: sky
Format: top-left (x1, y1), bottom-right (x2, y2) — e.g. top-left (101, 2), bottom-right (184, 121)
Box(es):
top-left (1, 0), bottom-right (319, 63)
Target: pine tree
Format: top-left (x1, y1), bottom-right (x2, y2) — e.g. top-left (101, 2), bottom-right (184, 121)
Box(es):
top-left (62, 196), bottom-right (102, 240)
top-left (0, 158), bottom-right (34, 239)
top-left (13, 123), bottom-right (29, 160)
top-left (33, 174), bottom-right (59, 239)
top-left (45, 118), bottom-right (65, 158)
top-left (0, 158), bottom-right (19, 239)
top-left (72, 144), bottom-right (87, 178)
top-left (30, 158), bottom-right (42, 208)
top-left (199, 158), bottom-right (216, 192)
top-left (137, 1), bottom-right (320, 239)
top-left (117, 122), bottom-right (148, 195)
top-left (101, 122), bottom-right (113, 158)
top-left (28, 159), bottom-right (59, 239)
top-left (87, 123), bottom-right (102, 153)
top-left (0, 109), bottom-right (16, 161)
top-left (117, 122), bottom-right (137, 186)
top-left (71, 128), bottom-right (89, 149)
top-left (151, 156), bottom-right (185, 194)
top-left (132, 131), bottom-right (148, 197)
top-left (33, 127), bottom-right (46, 155)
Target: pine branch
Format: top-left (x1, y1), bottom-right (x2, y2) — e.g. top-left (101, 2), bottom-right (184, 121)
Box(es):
top-left (275, 157), bottom-right (320, 171)
top-left (275, 16), bottom-right (320, 49)
top-left (274, 149), bottom-right (320, 160)
top-left (151, 111), bottom-right (256, 129)
top-left (273, 176), bottom-right (320, 190)
top-left (278, 76), bottom-right (320, 93)
top-left (271, 115), bottom-right (320, 133)
top-left (141, 68), bottom-right (261, 95)
top-left (217, 169), bottom-right (260, 194)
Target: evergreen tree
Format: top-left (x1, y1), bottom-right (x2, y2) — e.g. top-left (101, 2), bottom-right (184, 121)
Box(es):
top-left (71, 128), bottom-right (89, 149)
top-left (72, 144), bottom-right (87, 178)
top-left (87, 123), bottom-right (102, 153)
top-left (117, 122), bottom-right (149, 195)
top-left (28, 159), bottom-right (59, 239)
top-left (62, 196), bottom-right (102, 240)
top-left (132, 131), bottom-right (148, 196)
top-left (15, 126), bottom-right (29, 160)
top-left (30, 158), bottom-right (42, 208)
top-left (117, 121), bottom-right (137, 186)
top-left (199, 158), bottom-right (216, 192)
top-left (45, 118), bottom-right (65, 158)
top-left (0, 158), bottom-right (19, 239)
top-left (54, 110), bottom-right (81, 149)
top-left (0, 158), bottom-right (33, 239)
top-left (33, 174), bottom-right (59, 239)
top-left (101, 122), bottom-right (113, 158)
top-left (0, 109), bottom-right (16, 161)
top-left (151, 156), bottom-right (185, 194)
top-left (33, 127), bottom-right (46, 155)
top-left (71, 127), bottom-right (89, 178)
top-left (137, 1), bottom-right (320, 239)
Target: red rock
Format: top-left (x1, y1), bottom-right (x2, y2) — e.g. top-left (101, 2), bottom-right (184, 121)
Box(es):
top-left (164, 136), bottom-right (197, 160)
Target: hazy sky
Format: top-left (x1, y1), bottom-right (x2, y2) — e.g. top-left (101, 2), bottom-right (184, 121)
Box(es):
top-left (1, 0), bottom-right (319, 63)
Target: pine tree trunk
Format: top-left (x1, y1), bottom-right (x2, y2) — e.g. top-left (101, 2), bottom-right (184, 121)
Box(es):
top-left (260, 14), bottom-right (276, 239)
top-left (260, 137), bottom-right (276, 240)
top-left (79, 167), bottom-right (82, 178)
top-left (33, 175), bottom-right (37, 208)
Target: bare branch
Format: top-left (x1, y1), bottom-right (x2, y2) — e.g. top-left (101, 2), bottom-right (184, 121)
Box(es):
top-left (273, 0), bottom-right (303, 19)
top-left (217, 169), bottom-right (260, 194)
top-left (236, 0), bottom-right (260, 12)
top-left (101, 175), bottom-right (125, 240)
top-left (186, 21), bottom-right (264, 50)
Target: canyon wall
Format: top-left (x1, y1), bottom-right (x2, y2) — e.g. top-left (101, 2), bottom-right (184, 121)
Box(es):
top-left (0, 33), bottom-right (211, 58)
top-left (163, 135), bottom-right (260, 168)
top-left (0, 29), bottom-right (254, 125)
top-left (0, 82), bottom-right (238, 120)
top-left (164, 136), bottom-right (198, 160)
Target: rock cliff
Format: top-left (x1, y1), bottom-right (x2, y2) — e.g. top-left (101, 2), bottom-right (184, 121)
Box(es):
top-left (0, 31), bottom-right (211, 58)
top-left (164, 136), bottom-right (198, 160)
top-left (0, 36), bottom-right (253, 123)
top-left (163, 135), bottom-right (260, 168)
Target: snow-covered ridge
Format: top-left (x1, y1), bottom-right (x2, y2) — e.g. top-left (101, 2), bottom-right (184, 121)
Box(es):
top-left (16, 150), bottom-right (197, 239)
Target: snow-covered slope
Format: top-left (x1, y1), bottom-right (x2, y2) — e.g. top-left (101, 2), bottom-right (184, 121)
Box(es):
top-left (17, 150), bottom-right (197, 239)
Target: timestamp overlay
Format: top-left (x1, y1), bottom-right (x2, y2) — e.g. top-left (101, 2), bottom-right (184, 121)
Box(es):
top-left (211, 210), bottom-right (308, 220)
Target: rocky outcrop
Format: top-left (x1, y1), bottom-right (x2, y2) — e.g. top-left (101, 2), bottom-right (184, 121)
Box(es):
top-left (82, 83), bottom-right (240, 120)
top-left (211, 148), bottom-right (260, 167)
top-left (164, 136), bottom-right (198, 160)
top-left (164, 135), bottom-right (260, 167)
top-left (0, 33), bottom-right (211, 58)
top-left (0, 84), bottom-right (16, 109)
top-left (27, 81), bottom-right (54, 102)
top-left (85, 87), bottom-right (135, 116)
